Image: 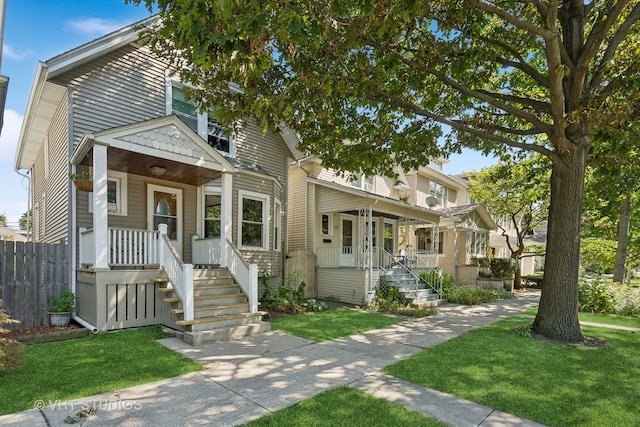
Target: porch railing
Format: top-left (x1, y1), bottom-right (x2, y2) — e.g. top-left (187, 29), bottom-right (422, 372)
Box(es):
top-left (109, 228), bottom-right (160, 265)
top-left (316, 246), bottom-right (384, 269)
top-left (225, 239), bottom-right (258, 313)
top-left (79, 228), bottom-right (95, 267)
top-left (158, 224), bottom-right (194, 321)
top-left (379, 249), bottom-right (443, 298)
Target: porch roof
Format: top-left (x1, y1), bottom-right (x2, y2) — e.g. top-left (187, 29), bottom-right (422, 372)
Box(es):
top-left (71, 116), bottom-right (235, 186)
top-left (310, 178), bottom-right (446, 224)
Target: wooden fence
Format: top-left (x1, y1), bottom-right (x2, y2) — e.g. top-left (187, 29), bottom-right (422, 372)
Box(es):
top-left (0, 240), bottom-right (69, 329)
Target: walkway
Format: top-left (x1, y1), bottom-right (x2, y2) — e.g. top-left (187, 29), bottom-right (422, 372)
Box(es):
top-left (1, 292), bottom-right (546, 427)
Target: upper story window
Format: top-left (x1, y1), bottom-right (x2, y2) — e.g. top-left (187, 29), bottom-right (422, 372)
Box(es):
top-left (321, 214), bottom-right (332, 236)
top-left (429, 180), bottom-right (448, 207)
top-left (428, 159), bottom-right (442, 171)
top-left (168, 83), bottom-right (234, 155)
top-left (350, 174), bottom-right (375, 192)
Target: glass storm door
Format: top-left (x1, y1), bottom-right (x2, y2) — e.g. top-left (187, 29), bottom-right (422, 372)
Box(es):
top-left (340, 216), bottom-right (355, 267)
top-left (147, 184), bottom-right (183, 256)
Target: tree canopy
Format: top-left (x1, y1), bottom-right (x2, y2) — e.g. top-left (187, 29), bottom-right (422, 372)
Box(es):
top-left (130, 0), bottom-right (640, 343)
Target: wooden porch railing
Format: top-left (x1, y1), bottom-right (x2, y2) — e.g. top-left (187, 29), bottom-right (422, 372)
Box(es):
top-left (158, 224), bottom-right (194, 321)
top-left (225, 239), bottom-right (258, 313)
top-left (192, 237), bottom-right (221, 265)
top-left (79, 227), bottom-right (160, 267)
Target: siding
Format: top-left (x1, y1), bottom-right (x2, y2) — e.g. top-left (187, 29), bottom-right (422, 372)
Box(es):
top-left (234, 118), bottom-right (289, 184)
top-left (63, 44), bottom-right (166, 147)
top-left (32, 99), bottom-right (70, 244)
top-left (316, 268), bottom-right (378, 304)
top-left (287, 165), bottom-right (309, 250)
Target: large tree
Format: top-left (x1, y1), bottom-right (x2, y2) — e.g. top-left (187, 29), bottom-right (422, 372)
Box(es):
top-left (469, 155), bottom-right (550, 289)
top-left (130, 0), bottom-right (640, 342)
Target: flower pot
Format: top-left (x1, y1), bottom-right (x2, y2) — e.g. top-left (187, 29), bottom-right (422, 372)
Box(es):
top-left (49, 312), bottom-right (72, 327)
top-left (73, 180), bottom-right (93, 192)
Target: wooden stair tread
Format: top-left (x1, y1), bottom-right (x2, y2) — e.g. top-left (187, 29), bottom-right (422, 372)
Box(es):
top-left (194, 284), bottom-right (239, 290)
top-left (170, 303), bottom-right (250, 315)
top-left (176, 311), bottom-right (267, 326)
top-left (195, 293), bottom-right (245, 300)
top-left (193, 276), bottom-right (234, 281)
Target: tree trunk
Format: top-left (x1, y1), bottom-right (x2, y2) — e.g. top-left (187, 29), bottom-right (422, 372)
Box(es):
top-left (532, 142), bottom-right (587, 343)
top-left (613, 196), bottom-right (631, 283)
top-left (512, 256), bottom-right (522, 289)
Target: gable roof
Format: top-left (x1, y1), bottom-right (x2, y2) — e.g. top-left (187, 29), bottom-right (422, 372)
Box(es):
top-left (441, 204), bottom-right (497, 230)
top-left (15, 16), bottom-right (158, 171)
top-left (70, 115), bottom-right (235, 174)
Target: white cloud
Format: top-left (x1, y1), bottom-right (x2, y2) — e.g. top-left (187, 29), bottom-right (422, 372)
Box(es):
top-left (2, 44), bottom-right (33, 61)
top-left (65, 18), bottom-right (125, 37)
top-left (0, 109), bottom-right (23, 164)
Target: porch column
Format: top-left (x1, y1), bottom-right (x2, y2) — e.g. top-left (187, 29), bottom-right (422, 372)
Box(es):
top-left (93, 143), bottom-right (109, 269)
top-left (220, 172), bottom-right (233, 267)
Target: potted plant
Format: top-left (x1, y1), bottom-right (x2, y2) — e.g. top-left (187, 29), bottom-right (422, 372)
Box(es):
top-left (48, 289), bottom-right (76, 327)
top-left (69, 170), bottom-right (93, 192)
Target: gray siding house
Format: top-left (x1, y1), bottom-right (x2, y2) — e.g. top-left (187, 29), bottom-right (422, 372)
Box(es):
top-left (14, 17), bottom-right (301, 344)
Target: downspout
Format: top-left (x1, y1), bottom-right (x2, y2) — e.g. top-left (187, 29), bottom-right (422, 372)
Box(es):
top-left (72, 314), bottom-right (98, 334)
top-left (15, 169), bottom-right (31, 241)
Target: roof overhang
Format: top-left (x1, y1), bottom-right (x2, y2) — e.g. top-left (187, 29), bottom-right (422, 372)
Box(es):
top-left (14, 16), bottom-right (158, 171)
top-left (0, 74), bottom-right (8, 133)
top-left (71, 115), bottom-right (235, 177)
top-left (309, 178), bottom-right (446, 224)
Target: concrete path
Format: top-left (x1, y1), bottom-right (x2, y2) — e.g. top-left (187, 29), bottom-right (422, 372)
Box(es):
top-left (0, 292), bottom-right (546, 427)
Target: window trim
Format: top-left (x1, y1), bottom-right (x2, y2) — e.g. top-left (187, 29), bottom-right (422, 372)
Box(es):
top-left (237, 190), bottom-right (270, 251)
top-left (88, 170), bottom-right (128, 216)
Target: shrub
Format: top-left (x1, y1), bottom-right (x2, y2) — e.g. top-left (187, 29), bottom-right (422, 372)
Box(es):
top-left (490, 258), bottom-right (519, 278)
top-left (0, 300), bottom-right (23, 375)
top-left (446, 287), bottom-right (512, 305)
top-left (580, 238), bottom-right (617, 273)
top-left (578, 276), bottom-right (640, 316)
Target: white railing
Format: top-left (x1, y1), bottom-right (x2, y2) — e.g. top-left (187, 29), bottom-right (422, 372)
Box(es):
top-left (316, 246), bottom-right (384, 269)
top-left (158, 224), bottom-right (194, 321)
top-left (192, 237), bottom-right (221, 265)
top-left (109, 228), bottom-right (160, 265)
top-left (380, 249), bottom-right (443, 297)
top-left (79, 228), bottom-right (95, 267)
top-left (226, 239), bottom-right (258, 313)
top-left (404, 250), bottom-right (439, 270)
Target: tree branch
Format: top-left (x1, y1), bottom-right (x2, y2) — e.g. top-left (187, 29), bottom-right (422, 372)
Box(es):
top-left (469, 0), bottom-right (554, 38)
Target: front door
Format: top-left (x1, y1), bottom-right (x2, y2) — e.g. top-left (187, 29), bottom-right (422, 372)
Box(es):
top-left (147, 184), bottom-right (183, 256)
top-left (340, 215), bottom-right (355, 267)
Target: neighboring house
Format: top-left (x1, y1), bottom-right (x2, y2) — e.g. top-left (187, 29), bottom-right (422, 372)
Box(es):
top-left (0, 226), bottom-right (29, 242)
top-left (287, 157), bottom-right (496, 304)
top-left (13, 17), bottom-right (302, 344)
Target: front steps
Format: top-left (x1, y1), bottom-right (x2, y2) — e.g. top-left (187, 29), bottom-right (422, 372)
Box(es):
top-left (380, 268), bottom-right (445, 307)
top-left (159, 268), bottom-right (270, 345)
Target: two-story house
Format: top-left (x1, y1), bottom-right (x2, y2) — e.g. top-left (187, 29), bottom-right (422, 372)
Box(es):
top-left (287, 157), bottom-right (496, 305)
top-left (14, 17), bottom-right (302, 344)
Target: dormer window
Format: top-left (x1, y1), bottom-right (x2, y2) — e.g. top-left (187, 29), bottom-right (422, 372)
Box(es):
top-left (168, 83), bottom-right (234, 155)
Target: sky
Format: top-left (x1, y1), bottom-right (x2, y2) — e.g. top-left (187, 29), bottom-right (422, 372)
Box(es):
top-left (0, 0), bottom-right (496, 228)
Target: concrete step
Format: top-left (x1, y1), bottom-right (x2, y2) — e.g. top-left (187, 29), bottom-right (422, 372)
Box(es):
top-left (176, 312), bottom-right (267, 332)
top-left (181, 322), bottom-right (271, 345)
top-left (170, 302), bottom-right (250, 317)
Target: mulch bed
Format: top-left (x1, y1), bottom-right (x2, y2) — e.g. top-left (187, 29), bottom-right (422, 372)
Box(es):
top-left (1, 322), bottom-right (90, 344)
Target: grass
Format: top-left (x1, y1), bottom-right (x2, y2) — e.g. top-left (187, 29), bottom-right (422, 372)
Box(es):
top-left (523, 307), bottom-right (640, 328)
top-left (269, 308), bottom-right (402, 341)
top-left (243, 386), bottom-right (447, 427)
top-left (0, 327), bottom-right (202, 415)
top-left (384, 316), bottom-right (640, 427)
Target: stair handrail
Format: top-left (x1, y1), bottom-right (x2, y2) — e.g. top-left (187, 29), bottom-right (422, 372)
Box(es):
top-left (157, 224), bottom-right (194, 321)
top-left (225, 239), bottom-right (258, 313)
top-left (380, 249), bottom-right (443, 298)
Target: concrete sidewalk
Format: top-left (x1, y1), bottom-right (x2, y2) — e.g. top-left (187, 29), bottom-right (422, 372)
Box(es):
top-left (0, 292), bottom-right (545, 427)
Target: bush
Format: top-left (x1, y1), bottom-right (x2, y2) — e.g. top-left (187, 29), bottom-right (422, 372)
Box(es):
top-left (446, 287), bottom-right (513, 305)
top-left (578, 276), bottom-right (640, 316)
top-left (580, 238), bottom-right (617, 273)
top-left (0, 300), bottom-right (23, 375)
top-left (490, 258), bottom-right (519, 278)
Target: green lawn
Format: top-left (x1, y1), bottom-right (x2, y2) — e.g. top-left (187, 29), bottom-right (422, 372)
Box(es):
top-left (243, 387), bottom-right (447, 427)
top-left (523, 307), bottom-right (640, 328)
top-left (269, 308), bottom-right (403, 341)
top-left (0, 327), bottom-right (202, 415)
top-left (384, 316), bottom-right (640, 426)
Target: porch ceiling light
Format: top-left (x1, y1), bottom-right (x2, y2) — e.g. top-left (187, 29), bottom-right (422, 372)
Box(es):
top-left (150, 166), bottom-right (166, 177)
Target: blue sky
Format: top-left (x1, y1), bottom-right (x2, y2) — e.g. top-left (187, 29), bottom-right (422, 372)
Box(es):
top-left (0, 0), bottom-right (496, 227)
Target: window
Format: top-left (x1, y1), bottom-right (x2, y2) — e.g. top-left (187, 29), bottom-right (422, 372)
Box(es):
top-left (274, 200), bottom-right (282, 251)
top-left (169, 83), bottom-right (233, 155)
top-left (363, 176), bottom-right (375, 192)
top-left (238, 190), bottom-right (270, 250)
top-left (429, 180), bottom-right (448, 207)
top-left (321, 214), bottom-right (332, 236)
top-left (88, 170), bottom-right (128, 216)
top-left (467, 230), bottom-right (487, 258)
top-left (383, 221), bottom-right (394, 253)
top-left (204, 194), bottom-right (221, 238)
top-left (350, 174), bottom-right (375, 192)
